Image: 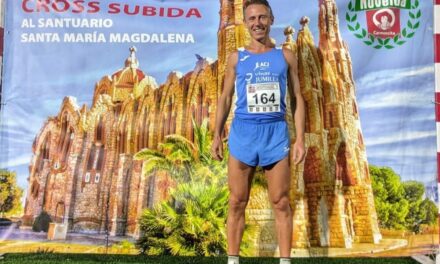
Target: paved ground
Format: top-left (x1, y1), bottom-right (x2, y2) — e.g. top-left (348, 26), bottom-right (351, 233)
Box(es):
top-left (0, 225), bottom-right (135, 245)
top-left (0, 225), bottom-right (137, 254)
top-left (349, 234), bottom-right (438, 258)
top-left (0, 225), bottom-right (437, 257)
top-left (292, 238), bottom-right (409, 257)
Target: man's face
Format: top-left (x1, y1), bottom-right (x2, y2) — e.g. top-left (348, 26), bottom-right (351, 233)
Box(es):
top-left (244, 4), bottom-right (273, 42)
top-left (381, 15), bottom-right (388, 23)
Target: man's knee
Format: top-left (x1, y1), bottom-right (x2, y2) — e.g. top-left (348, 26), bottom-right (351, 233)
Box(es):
top-left (228, 195), bottom-right (249, 213)
top-left (271, 195), bottom-right (291, 212)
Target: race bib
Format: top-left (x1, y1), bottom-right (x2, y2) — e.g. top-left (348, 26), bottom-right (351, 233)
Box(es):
top-left (246, 82), bottom-right (281, 113)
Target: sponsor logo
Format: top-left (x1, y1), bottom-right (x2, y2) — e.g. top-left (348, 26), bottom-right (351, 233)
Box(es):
top-left (254, 61), bottom-right (269, 71)
top-left (346, 0), bottom-right (421, 49)
top-left (240, 55), bottom-right (250, 61)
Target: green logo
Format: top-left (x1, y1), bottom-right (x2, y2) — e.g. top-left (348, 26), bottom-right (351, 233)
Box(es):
top-left (346, 0), bottom-right (421, 49)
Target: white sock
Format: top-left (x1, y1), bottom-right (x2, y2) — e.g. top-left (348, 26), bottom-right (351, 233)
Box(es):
top-left (227, 255), bottom-right (239, 264)
top-left (280, 258), bottom-right (291, 264)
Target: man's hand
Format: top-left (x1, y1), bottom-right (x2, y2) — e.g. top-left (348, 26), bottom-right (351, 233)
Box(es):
top-left (211, 136), bottom-right (224, 161)
top-left (292, 140), bottom-right (305, 165)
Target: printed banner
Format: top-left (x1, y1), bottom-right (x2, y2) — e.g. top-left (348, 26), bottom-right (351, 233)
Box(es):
top-left (0, 0), bottom-right (437, 258)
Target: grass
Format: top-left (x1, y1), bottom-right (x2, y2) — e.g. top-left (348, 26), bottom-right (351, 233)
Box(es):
top-left (0, 254), bottom-right (420, 264)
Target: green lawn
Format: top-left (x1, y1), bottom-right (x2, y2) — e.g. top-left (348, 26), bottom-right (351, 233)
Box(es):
top-left (0, 254), bottom-right (420, 263)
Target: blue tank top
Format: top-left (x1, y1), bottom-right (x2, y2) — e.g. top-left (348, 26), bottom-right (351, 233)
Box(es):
top-left (234, 47), bottom-right (288, 122)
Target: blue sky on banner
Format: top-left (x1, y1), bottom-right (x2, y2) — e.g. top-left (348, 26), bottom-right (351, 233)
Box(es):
top-left (0, 0), bottom-right (435, 191)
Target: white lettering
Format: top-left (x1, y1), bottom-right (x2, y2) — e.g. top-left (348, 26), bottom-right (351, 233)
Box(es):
top-left (37, 18), bottom-right (113, 28)
top-left (372, 31), bottom-right (397, 36)
top-left (63, 32), bottom-right (106, 43)
top-left (109, 33), bottom-right (195, 43)
top-left (21, 33), bottom-right (60, 43)
top-left (400, 0), bottom-right (407, 7)
top-left (21, 18), bottom-right (35, 28)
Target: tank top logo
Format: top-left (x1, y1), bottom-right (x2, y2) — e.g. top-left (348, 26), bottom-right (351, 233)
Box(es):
top-left (254, 61), bottom-right (270, 71)
top-left (240, 55), bottom-right (250, 62)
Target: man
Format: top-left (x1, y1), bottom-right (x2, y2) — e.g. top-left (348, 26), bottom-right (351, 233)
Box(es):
top-left (211, 1), bottom-right (306, 264)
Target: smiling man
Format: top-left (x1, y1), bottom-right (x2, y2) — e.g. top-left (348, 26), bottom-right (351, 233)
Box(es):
top-left (211, 1), bottom-right (306, 264)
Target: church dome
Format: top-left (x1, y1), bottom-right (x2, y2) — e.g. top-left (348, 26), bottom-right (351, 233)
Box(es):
top-left (112, 46), bottom-right (146, 85)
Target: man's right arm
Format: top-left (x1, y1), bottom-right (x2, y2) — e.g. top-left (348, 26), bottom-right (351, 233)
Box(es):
top-left (211, 51), bottom-right (238, 161)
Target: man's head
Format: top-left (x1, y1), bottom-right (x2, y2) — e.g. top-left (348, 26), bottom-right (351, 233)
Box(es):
top-left (243, 0), bottom-right (274, 42)
top-left (243, 0), bottom-right (274, 21)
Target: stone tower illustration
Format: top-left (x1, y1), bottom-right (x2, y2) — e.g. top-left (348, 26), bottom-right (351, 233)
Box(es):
top-left (286, 0), bottom-right (382, 248)
top-left (217, 0), bottom-right (248, 88)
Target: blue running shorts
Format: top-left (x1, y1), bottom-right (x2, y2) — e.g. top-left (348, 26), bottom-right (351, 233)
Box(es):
top-left (228, 118), bottom-right (290, 167)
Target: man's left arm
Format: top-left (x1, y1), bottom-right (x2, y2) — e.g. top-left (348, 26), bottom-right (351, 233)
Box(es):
top-left (283, 48), bottom-right (306, 164)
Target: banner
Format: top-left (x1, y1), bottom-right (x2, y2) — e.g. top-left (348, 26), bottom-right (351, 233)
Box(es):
top-left (0, 0), bottom-right (437, 258)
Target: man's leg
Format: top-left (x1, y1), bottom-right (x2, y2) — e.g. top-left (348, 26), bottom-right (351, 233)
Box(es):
top-left (264, 156), bottom-right (292, 258)
top-left (227, 155), bottom-right (255, 256)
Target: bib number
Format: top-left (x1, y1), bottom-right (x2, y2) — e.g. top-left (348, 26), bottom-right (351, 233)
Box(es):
top-left (246, 82), bottom-right (281, 113)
